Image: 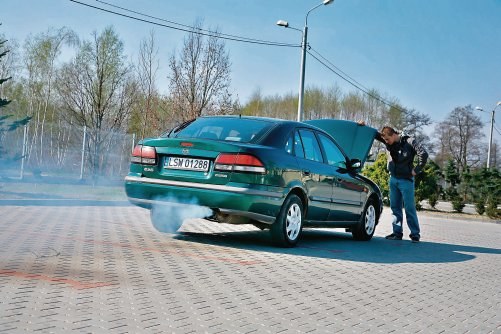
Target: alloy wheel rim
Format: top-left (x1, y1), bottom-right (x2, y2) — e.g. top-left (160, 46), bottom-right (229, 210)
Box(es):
top-left (365, 205), bottom-right (376, 235)
top-left (286, 203), bottom-right (301, 240)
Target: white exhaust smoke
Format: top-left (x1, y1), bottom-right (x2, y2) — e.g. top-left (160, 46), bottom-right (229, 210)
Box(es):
top-left (150, 195), bottom-right (213, 234)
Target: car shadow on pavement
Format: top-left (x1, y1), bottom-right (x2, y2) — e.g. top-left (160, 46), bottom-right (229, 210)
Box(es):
top-left (174, 228), bottom-right (501, 264)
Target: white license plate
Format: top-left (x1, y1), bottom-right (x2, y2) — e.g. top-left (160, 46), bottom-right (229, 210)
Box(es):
top-left (165, 157), bottom-right (210, 171)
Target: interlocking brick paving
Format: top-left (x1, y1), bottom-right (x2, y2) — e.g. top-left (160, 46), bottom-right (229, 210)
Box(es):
top-left (0, 205), bottom-right (499, 333)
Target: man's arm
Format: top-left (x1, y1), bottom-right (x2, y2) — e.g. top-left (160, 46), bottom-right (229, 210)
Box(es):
top-left (374, 132), bottom-right (385, 144)
top-left (408, 137), bottom-right (428, 174)
top-left (357, 121), bottom-right (385, 143)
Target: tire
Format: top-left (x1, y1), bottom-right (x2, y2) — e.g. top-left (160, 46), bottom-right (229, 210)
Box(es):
top-left (352, 198), bottom-right (377, 241)
top-left (150, 206), bottom-right (184, 233)
top-left (271, 194), bottom-right (304, 247)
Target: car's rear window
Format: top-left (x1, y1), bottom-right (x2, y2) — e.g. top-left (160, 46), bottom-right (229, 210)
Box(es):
top-left (172, 117), bottom-right (274, 143)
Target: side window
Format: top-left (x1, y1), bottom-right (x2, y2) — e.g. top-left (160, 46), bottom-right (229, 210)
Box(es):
top-left (285, 134), bottom-right (293, 154)
top-left (298, 130), bottom-right (323, 162)
top-left (294, 131), bottom-right (305, 158)
top-left (318, 133), bottom-right (346, 168)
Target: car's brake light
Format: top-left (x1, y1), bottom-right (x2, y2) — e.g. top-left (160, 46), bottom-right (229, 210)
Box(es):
top-left (214, 153), bottom-right (266, 173)
top-left (131, 145), bottom-right (157, 165)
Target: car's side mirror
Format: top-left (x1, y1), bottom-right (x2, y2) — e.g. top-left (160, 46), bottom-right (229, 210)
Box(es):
top-left (349, 159), bottom-right (362, 170)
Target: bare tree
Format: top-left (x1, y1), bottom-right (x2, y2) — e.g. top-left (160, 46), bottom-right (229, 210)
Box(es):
top-left (341, 91), bottom-right (365, 120)
top-left (402, 109), bottom-right (432, 136)
top-left (22, 27), bottom-right (78, 166)
top-left (130, 29), bottom-right (164, 138)
top-left (368, 97), bottom-right (432, 149)
top-left (322, 85), bottom-right (342, 119)
top-left (168, 20), bottom-right (233, 122)
top-left (363, 89), bottom-right (391, 128)
top-left (434, 105), bottom-right (484, 172)
top-left (57, 26), bottom-right (136, 180)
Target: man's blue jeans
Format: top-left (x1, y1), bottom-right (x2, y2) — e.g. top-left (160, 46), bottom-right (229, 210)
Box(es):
top-left (389, 176), bottom-right (420, 238)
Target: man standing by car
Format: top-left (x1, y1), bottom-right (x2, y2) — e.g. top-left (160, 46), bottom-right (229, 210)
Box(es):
top-left (375, 126), bottom-right (428, 243)
top-left (358, 121), bottom-right (428, 242)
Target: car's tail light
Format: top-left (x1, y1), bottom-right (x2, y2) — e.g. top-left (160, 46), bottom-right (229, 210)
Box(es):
top-left (131, 145), bottom-right (157, 165)
top-left (214, 153), bottom-right (266, 173)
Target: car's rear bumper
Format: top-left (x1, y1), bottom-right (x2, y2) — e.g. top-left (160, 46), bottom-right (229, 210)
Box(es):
top-left (124, 175), bottom-right (284, 224)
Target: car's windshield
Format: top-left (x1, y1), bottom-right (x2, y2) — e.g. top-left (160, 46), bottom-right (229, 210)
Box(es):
top-left (171, 117), bottom-right (274, 143)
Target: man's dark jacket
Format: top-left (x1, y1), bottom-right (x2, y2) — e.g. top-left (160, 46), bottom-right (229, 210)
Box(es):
top-left (376, 134), bottom-right (428, 180)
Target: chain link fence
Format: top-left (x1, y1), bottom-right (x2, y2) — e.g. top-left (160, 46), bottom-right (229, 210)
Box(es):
top-left (0, 121), bottom-right (136, 184)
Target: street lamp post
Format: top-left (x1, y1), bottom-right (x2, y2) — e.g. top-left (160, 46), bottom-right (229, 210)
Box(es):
top-left (277, 0), bottom-right (334, 122)
top-left (476, 101), bottom-right (501, 169)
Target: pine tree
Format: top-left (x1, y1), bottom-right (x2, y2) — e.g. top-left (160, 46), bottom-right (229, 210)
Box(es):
top-left (0, 27), bottom-right (31, 166)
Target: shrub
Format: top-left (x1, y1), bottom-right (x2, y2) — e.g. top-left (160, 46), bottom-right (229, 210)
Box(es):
top-left (448, 188), bottom-right (465, 213)
top-left (451, 197), bottom-right (465, 213)
top-left (486, 197), bottom-right (500, 219)
top-left (428, 193), bottom-right (438, 209)
top-left (474, 198), bottom-right (486, 215)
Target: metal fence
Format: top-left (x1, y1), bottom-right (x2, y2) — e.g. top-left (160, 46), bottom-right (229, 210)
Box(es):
top-left (0, 121), bottom-right (136, 183)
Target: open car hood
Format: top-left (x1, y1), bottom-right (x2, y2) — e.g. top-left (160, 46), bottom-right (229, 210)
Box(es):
top-left (304, 119), bottom-right (378, 165)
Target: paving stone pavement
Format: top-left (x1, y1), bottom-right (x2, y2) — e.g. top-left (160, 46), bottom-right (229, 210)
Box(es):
top-left (0, 205), bottom-right (500, 333)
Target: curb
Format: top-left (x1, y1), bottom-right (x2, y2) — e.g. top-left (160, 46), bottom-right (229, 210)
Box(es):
top-left (0, 199), bottom-right (131, 206)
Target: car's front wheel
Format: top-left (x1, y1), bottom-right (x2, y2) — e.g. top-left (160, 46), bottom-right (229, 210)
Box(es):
top-left (150, 206), bottom-right (184, 233)
top-left (271, 194), bottom-right (304, 247)
top-left (352, 198), bottom-right (377, 241)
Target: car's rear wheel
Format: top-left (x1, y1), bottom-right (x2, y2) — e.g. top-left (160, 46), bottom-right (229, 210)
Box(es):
top-left (150, 206), bottom-right (184, 233)
top-left (352, 198), bottom-right (377, 241)
top-left (271, 194), bottom-right (303, 247)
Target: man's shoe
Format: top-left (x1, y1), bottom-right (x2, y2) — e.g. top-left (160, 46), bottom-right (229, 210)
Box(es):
top-left (385, 233), bottom-right (402, 240)
top-left (410, 236), bottom-right (420, 243)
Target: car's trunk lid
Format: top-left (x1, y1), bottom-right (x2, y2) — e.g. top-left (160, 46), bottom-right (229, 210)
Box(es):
top-left (139, 137), bottom-right (264, 185)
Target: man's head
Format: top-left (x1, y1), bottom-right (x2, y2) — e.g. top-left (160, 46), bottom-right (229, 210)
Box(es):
top-left (380, 126), bottom-right (400, 145)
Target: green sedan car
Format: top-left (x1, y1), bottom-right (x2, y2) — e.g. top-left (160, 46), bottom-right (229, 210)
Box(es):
top-left (125, 116), bottom-right (382, 247)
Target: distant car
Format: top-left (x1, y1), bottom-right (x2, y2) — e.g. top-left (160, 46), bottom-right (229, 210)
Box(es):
top-left (125, 116), bottom-right (382, 247)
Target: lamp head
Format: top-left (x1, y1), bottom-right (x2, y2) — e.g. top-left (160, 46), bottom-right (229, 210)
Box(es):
top-left (276, 20), bottom-right (289, 28)
top-left (323, 0), bottom-right (334, 4)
